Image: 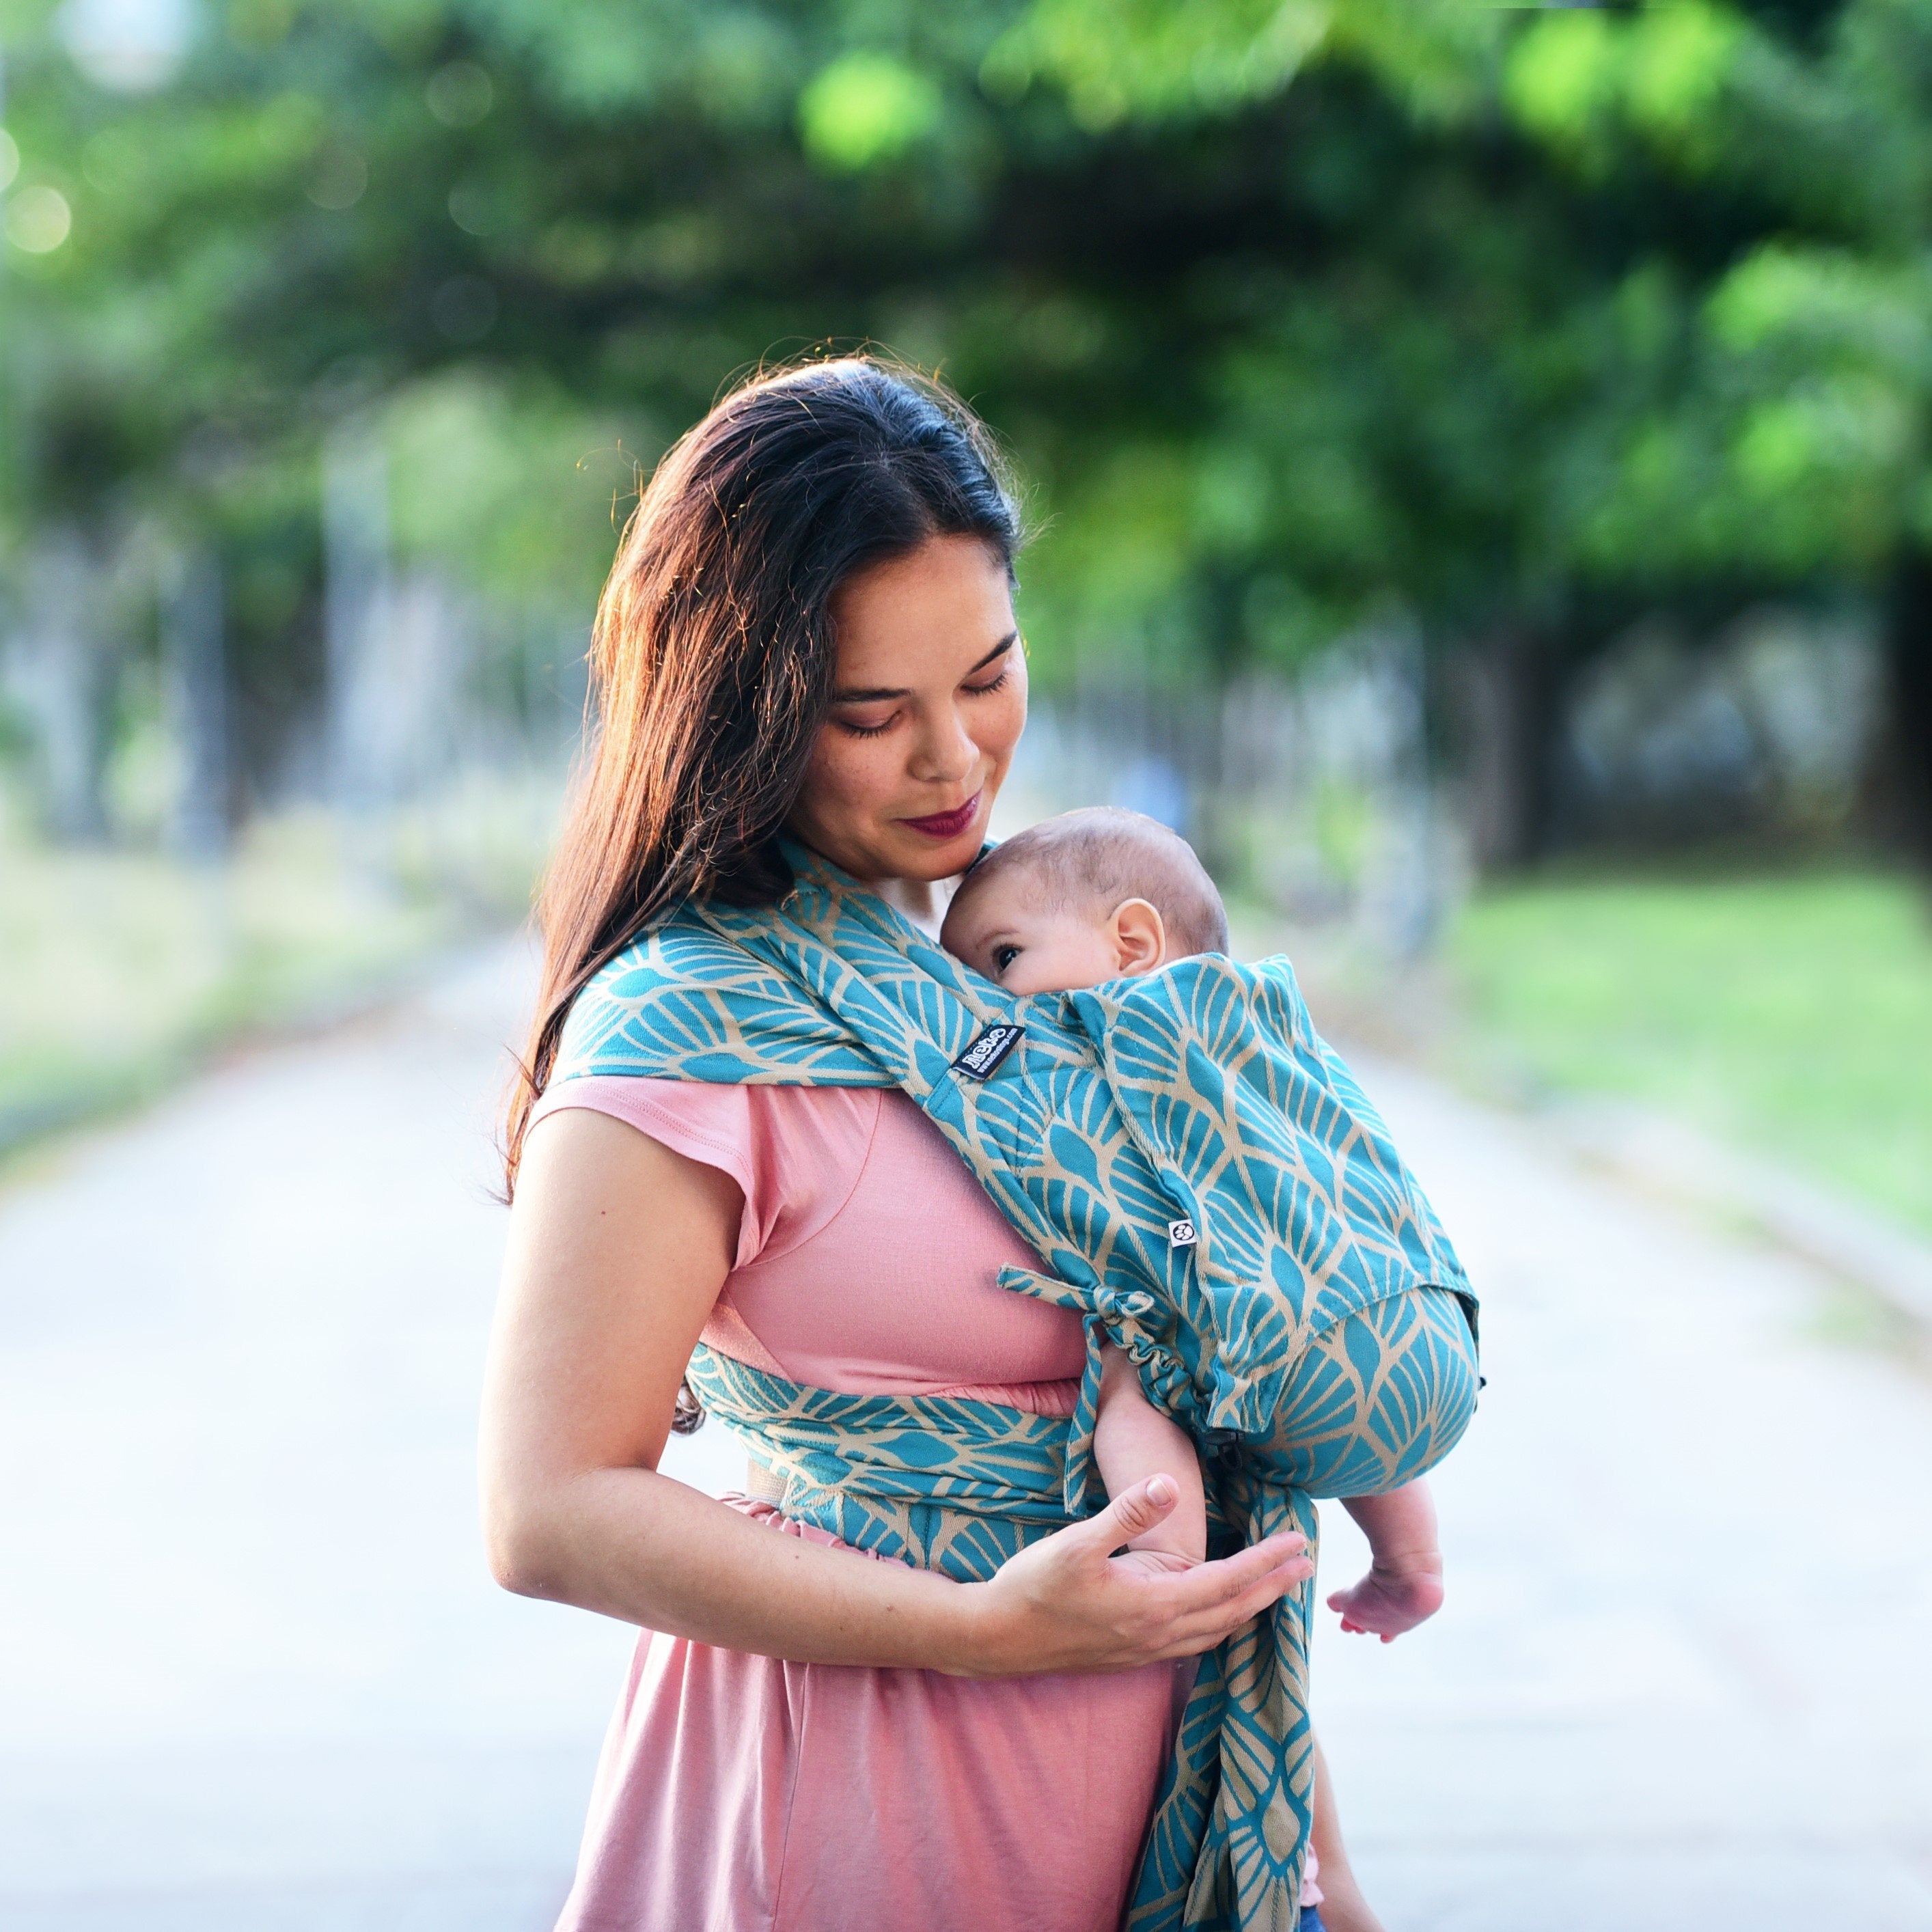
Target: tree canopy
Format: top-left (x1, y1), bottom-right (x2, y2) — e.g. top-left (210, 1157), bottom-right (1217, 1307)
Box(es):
top-left (3, 0), bottom-right (1929, 853)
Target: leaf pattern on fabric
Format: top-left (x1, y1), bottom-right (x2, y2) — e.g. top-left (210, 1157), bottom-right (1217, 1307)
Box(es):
top-left (555, 844), bottom-right (1481, 1931)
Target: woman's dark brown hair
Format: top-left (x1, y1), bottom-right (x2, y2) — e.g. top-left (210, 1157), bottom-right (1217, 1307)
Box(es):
top-left (503, 355), bottom-right (1022, 1209)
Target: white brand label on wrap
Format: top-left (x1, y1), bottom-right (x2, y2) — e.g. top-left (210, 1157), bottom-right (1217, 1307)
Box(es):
top-left (1167, 1217), bottom-right (1198, 1249)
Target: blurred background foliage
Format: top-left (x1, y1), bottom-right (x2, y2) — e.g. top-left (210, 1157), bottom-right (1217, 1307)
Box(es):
top-left (1, 0), bottom-right (1929, 1228)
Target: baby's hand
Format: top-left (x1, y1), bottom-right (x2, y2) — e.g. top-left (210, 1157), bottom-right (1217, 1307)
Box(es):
top-left (1327, 1559), bottom-right (1444, 1642)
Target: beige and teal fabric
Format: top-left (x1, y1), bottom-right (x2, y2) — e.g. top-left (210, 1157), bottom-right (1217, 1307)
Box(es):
top-left (556, 843), bottom-right (1480, 1932)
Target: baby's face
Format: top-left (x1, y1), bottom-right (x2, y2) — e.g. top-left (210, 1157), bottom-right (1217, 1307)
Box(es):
top-left (940, 870), bottom-right (1124, 994)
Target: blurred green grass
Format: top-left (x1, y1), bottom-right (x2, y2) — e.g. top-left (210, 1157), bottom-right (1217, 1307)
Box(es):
top-left (1448, 868), bottom-right (1932, 1239)
top-left (0, 777), bottom-right (555, 1159)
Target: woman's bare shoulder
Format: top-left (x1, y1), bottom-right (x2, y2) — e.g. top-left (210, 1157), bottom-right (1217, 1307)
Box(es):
top-left (517, 1098), bottom-right (745, 1231)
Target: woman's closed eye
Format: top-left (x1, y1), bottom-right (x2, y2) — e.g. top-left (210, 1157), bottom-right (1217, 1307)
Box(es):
top-left (831, 649), bottom-right (1015, 741)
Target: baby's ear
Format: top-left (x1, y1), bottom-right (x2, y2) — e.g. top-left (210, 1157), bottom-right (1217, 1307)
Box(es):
top-left (1109, 898), bottom-right (1167, 976)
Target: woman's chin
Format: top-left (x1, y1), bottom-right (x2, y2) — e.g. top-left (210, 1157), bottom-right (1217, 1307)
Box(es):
top-left (889, 825), bottom-right (988, 880)
top-left (792, 831), bottom-right (969, 885)
top-left (852, 808), bottom-right (990, 882)
top-left (881, 838), bottom-right (981, 885)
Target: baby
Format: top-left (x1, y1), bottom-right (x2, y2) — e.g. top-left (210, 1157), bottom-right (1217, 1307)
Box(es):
top-left (939, 808), bottom-right (1444, 1640)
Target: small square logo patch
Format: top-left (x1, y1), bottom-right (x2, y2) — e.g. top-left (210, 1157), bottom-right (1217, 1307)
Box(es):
top-left (1167, 1217), bottom-right (1198, 1249)
top-left (952, 1023), bottom-right (1025, 1081)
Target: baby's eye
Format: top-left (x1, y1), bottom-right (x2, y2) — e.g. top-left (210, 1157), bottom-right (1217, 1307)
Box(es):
top-left (992, 945), bottom-right (1020, 974)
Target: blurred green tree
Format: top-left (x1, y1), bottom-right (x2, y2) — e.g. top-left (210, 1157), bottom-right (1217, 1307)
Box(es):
top-left (1497, 0), bottom-right (1932, 861)
top-left (1, 0), bottom-right (1926, 867)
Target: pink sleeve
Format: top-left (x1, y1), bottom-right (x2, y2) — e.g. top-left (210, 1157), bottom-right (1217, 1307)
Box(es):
top-left (529, 1075), bottom-right (773, 1270)
top-left (528, 1077), bottom-right (883, 1384)
top-left (528, 1075), bottom-right (879, 1280)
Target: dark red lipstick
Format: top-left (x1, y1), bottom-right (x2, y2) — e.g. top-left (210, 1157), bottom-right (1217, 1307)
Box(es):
top-left (899, 790), bottom-right (983, 841)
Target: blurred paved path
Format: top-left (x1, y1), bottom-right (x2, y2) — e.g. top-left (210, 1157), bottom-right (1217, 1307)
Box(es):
top-left (2, 940), bottom-right (1929, 1930)
top-left (0, 940), bottom-right (741, 1932)
top-left (1315, 1056), bottom-right (1932, 1931)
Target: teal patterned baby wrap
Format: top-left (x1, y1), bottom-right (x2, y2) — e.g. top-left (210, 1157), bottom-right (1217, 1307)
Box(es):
top-left (556, 842), bottom-right (1480, 1932)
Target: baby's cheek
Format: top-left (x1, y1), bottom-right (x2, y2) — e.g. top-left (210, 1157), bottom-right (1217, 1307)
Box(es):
top-left (999, 956), bottom-right (1071, 996)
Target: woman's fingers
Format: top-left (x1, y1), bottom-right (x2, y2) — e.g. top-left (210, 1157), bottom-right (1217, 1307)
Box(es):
top-left (1187, 1556), bottom-right (1311, 1625)
top-left (1053, 1535), bottom-right (1313, 1669)
top-left (1146, 1536), bottom-right (1312, 1640)
top-left (1142, 1530), bottom-right (1308, 1608)
top-left (1148, 1566), bottom-right (1314, 1659)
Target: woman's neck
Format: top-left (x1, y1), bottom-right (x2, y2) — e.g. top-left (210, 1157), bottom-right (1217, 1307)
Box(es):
top-left (872, 874), bottom-right (955, 937)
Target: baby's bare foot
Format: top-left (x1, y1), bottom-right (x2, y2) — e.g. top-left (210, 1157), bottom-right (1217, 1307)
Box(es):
top-left (1326, 1563), bottom-right (1444, 1642)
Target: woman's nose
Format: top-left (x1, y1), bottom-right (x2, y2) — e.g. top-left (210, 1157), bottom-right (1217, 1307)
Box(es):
top-left (908, 704), bottom-right (978, 784)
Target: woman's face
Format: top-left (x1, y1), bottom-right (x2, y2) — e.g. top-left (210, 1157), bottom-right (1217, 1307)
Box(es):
top-left (788, 534), bottom-right (1028, 885)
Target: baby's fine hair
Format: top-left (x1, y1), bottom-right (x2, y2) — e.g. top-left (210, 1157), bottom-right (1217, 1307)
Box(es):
top-left (957, 807), bottom-right (1230, 958)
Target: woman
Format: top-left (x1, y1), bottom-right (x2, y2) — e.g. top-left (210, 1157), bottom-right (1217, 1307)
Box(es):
top-left (481, 357), bottom-right (1385, 1932)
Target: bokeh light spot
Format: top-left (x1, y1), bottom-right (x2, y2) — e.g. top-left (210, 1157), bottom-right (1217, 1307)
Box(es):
top-left (6, 185), bottom-right (74, 253)
top-left (797, 53), bottom-right (941, 172)
top-left (427, 61), bottom-right (494, 128)
top-left (57, 0), bottom-right (194, 93)
top-left (447, 177), bottom-right (497, 236)
top-left (306, 145), bottom-right (367, 210)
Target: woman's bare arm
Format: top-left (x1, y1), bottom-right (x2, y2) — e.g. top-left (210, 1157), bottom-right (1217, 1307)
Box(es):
top-left (479, 1106), bottom-right (1314, 1679)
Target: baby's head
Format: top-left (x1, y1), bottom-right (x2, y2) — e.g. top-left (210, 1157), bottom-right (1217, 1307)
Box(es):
top-left (939, 807), bottom-right (1228, 994)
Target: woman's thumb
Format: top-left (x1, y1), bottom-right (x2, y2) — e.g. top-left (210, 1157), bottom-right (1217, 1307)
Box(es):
top-left (1092, 1474), bottom-right (1176, 1551)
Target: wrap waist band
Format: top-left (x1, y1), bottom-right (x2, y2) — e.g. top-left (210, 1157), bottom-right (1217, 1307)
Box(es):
top-left (685, 1343), bottom-right (1079, 1583)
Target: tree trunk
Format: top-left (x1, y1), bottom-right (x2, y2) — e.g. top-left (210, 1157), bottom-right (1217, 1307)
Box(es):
top-left (5, 528), bottom-right (114, 842)
top-left (1879, 548), bottom-right (1932, 871)
top-left (162, 546), bottom-right (231, 860)
top-left (1457, 624), bottom-right (1563, 874)
top-left (322, 423), bottom-right (392, 812)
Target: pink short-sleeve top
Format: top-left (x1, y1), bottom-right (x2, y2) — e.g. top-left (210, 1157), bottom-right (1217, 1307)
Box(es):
top-left (532, 1074), bottom-right (1086, 1412)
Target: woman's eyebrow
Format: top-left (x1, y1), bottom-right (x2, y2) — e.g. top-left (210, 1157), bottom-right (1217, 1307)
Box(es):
top-left (831, 632), bottom-right (1017, 704)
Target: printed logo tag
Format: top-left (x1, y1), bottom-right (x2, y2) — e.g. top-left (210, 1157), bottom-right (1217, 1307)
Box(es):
top-left (952, 1023), bottom-right (1025, 1081)
top-left (1168, 1217), bottom-right (1198, 1249)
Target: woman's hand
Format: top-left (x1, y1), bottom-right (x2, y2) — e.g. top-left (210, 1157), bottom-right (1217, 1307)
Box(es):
top-left (950, 1474), bottom-right (1314, 1679)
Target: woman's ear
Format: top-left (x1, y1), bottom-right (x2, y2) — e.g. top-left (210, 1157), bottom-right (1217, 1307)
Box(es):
top-left (1108, 898), bottom-right (1168, 976)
